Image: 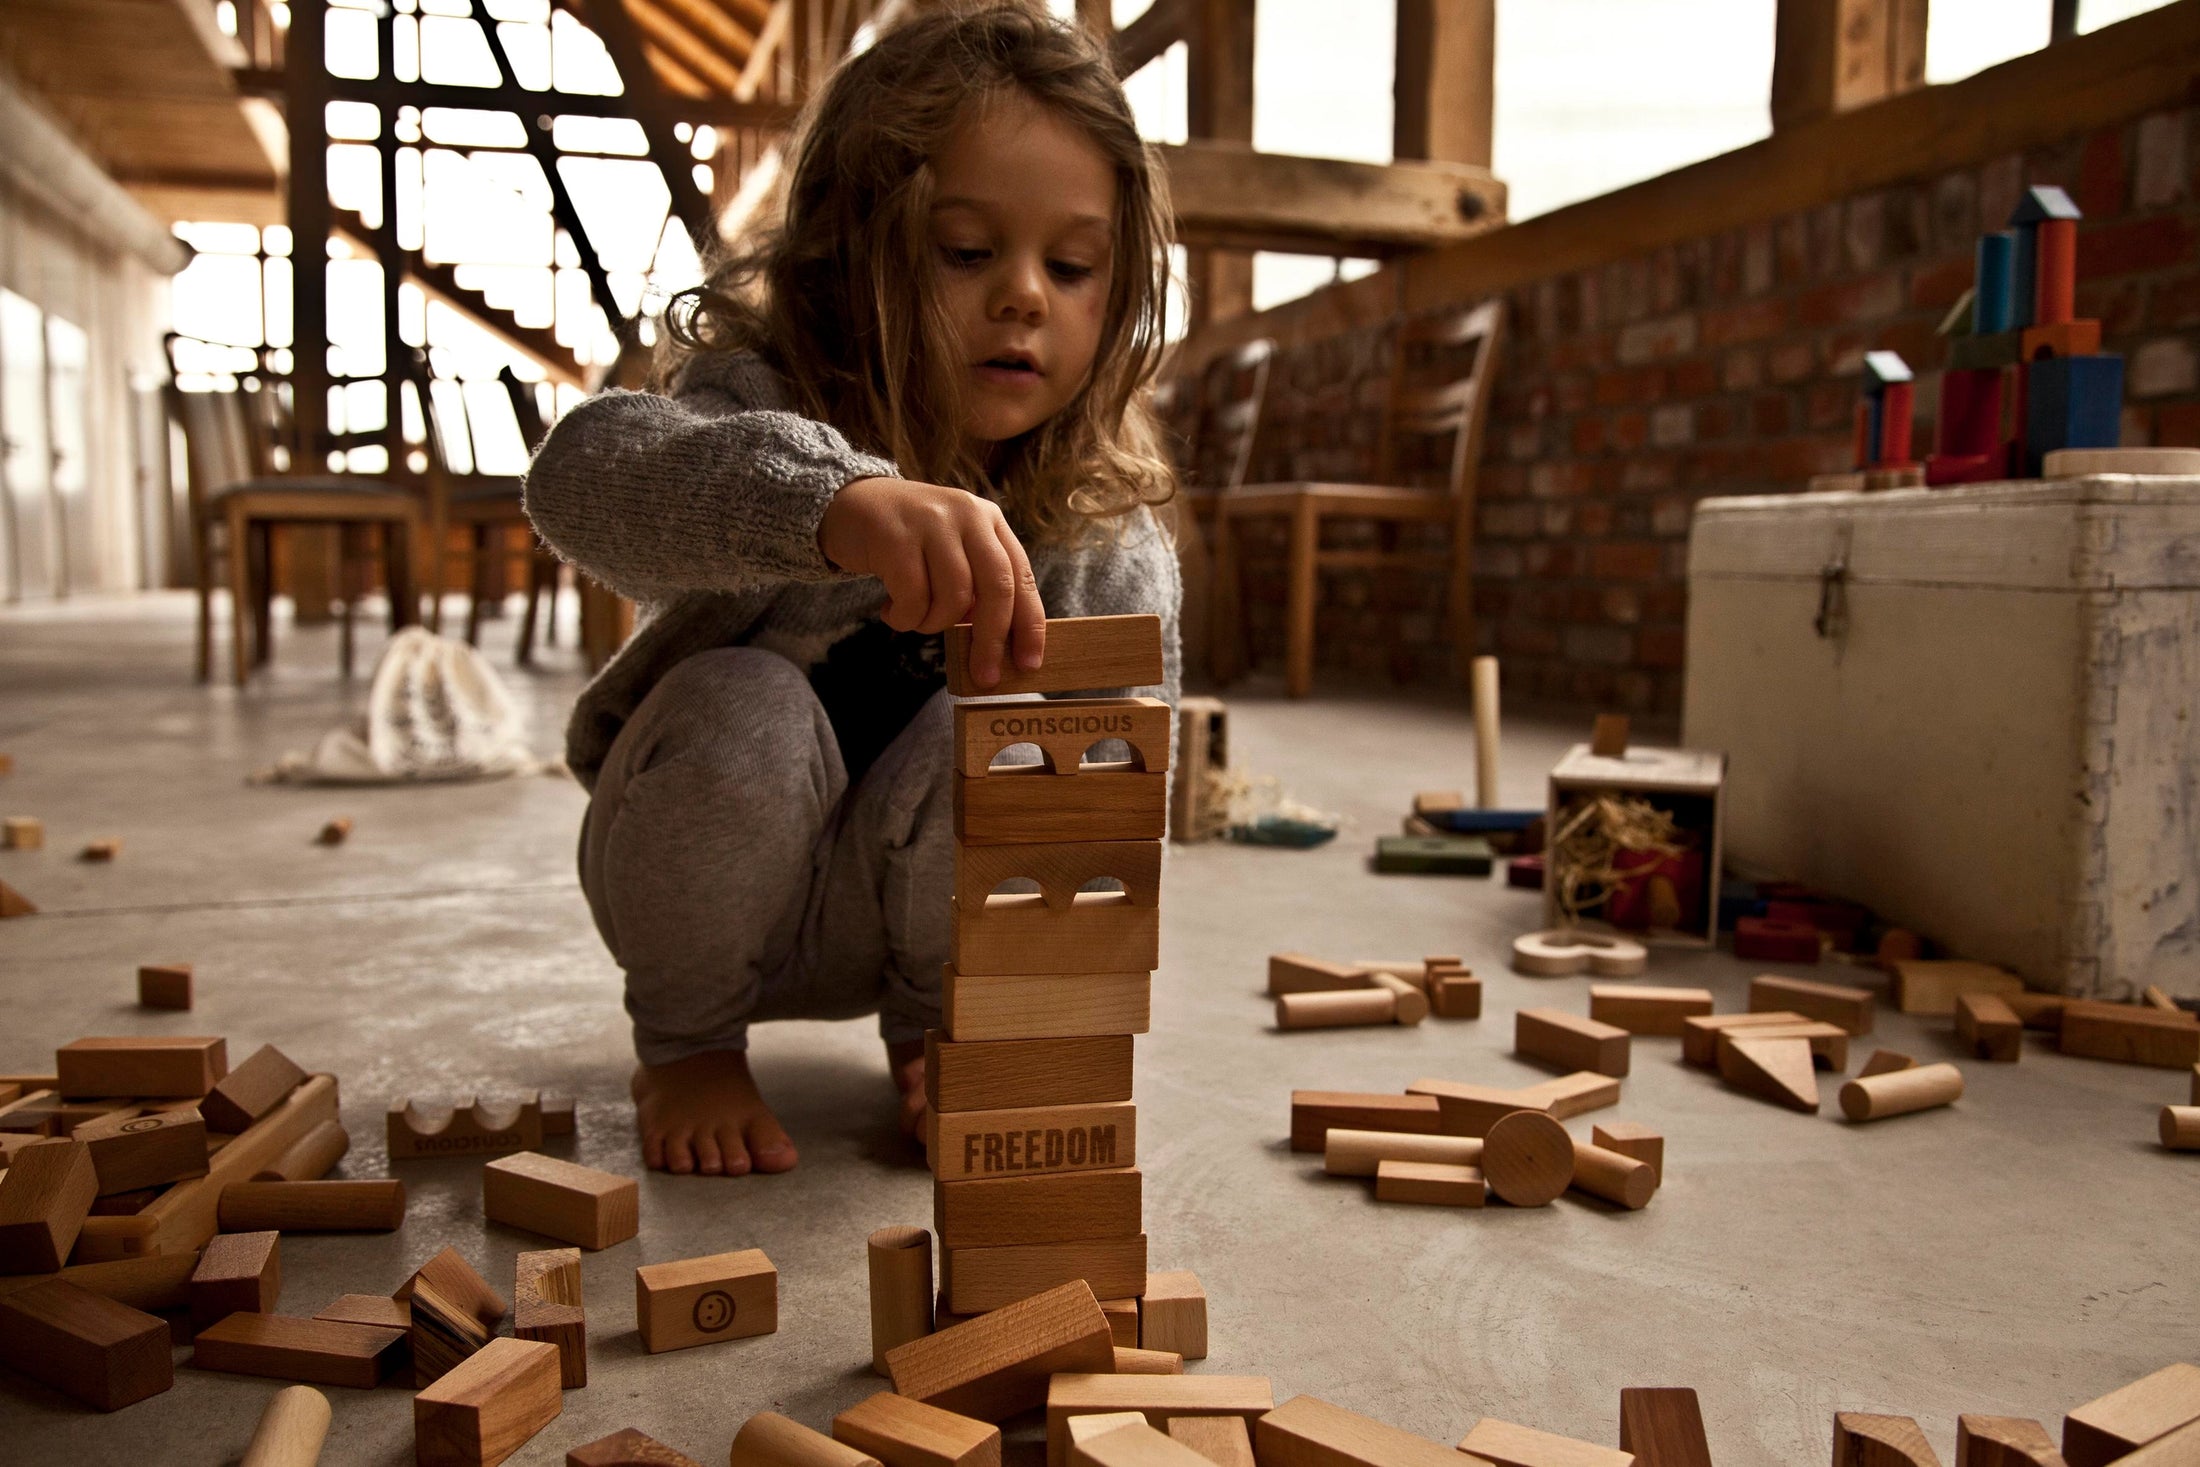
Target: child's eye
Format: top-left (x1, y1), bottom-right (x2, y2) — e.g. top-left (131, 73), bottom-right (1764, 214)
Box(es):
top-left (942, 246), bottom-right (990, 269)
top-left (1048, 260), bottom-right (1096, 283)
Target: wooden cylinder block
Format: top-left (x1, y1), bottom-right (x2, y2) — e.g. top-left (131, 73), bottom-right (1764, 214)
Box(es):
top-left (867, 1226), bottom-right (934, 1375)
top-left (1569, 1142), bottom-right (1657, 1210)
top-left (1471, 656), bottom-right (1500, 808)
top-left (253, 1120), bottom-right (351, 1183)
top-left (1323, 1129), bottom-right (1482, 1178)
top-left (1480, 1111), bottom-right (1573, 1207)
top-left (1838, 1063), bottom-right (1964, 1122)
top-left (1367, 972), bottom-right (1428, 1025)
top-left (1274, 989), bottom-right (1396, 1030)
top-left (241, 1384), bottom-right (331, 1467)
top-left (217, 1180), bottom-right (406, 1232)
top-left (2160, 1105), bottom-right (2200, 1151)
top-left (734, 1411), bottom-right (882, 1467)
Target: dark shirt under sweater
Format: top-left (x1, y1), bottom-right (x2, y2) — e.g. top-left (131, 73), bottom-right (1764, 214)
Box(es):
top-left (807, 622), bottom-right (946, 781)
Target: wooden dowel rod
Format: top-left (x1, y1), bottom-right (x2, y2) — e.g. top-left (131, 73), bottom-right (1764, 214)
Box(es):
top-left (217, 1179), bottom-right (406, 1232)
top-left (1838, 1063), bottom-right (1964, 1121)
top-left (866, 1225), bottom-right (933, 1375)
top-left (1569, 1141), bottom-right (1656, 1210)
top-left (1274, 988), bottom-right (1398, 1030)
top-left (1471, 655), bottom-right (1501, 808)
top-left (1324, 1129), bottom-right (1482, 1177)
top-left (2160, 1105), bottom-right (2200, 1151)
top-left (241, 1384), bottom-right (331, 1466)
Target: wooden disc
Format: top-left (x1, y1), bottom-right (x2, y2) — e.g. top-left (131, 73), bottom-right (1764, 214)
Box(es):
top-left (1481, 1111), bottom-right (1574, 1207)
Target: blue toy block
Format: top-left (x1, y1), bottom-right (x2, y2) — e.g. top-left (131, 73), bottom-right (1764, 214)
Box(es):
top-left (1974, 231), bottom-right (2017, 335)
top-left (2024, 354), bottom-right (2124, 476)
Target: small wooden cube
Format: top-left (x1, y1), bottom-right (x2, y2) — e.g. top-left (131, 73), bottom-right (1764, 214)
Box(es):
top-left (200, 1045), bottom-right (308, 1134)
top-left (414, 1336), bottom-right (562, 1467)
top-left (79, 838), bottom-right (122, 862)
top-left (191, 1229), bottom-right (281, 1331)
top-left (1955, 991), bottom-right (2024, 1062)
top-left (136, 963), bottom-right (194, 1011)
top-left (3, 816), bottom-right (43, 850)
top-left (635, 1247), bottom-right (777, 1353)
top-left (482, 1152), bottom-right (638, 1250)
top-left (1136, 1270), bottom-right (1206, 1361)
top-left (1431, 974), bottom-right (1483, 1020)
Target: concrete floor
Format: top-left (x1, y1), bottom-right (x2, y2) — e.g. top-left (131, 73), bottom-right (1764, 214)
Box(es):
top-left (0, 593), bottom-right (2193, 1467)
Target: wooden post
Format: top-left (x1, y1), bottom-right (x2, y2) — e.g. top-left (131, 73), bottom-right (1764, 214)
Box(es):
top-left (1393, 0), bottom-right (1494, 169)
top-left (1186, 0), bottom-right (1254, 327)
top-left (1076, 0), bottom-right (1114, 42)
top-left (1770, 0), bottom-right (1929, 131)
top-left (287, 0), bottom-right (332, 471)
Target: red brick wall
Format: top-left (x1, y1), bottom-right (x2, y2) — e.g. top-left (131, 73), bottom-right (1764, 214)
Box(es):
top-left (1205, 103), bottom-right (2200, 711)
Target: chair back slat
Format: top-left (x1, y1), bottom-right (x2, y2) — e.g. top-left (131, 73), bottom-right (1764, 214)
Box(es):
top-left (1191, 336), bottom-right (1275, 492)
top-left (1379, 300), bottom-right (1505, 497)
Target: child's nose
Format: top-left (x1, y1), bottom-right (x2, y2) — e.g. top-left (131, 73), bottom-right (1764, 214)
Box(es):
top-left (989, 259), bottom-right (1049, 322)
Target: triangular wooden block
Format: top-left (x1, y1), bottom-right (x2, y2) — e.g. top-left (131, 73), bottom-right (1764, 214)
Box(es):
top-left (1621, 1388), bottom-right (1714, 1467)
top-left (1720, 1036), bottom-right (1820, 1112)
top-left (1859, 1050), bottom-right (1916, 1078)
top-left (1954, 1415), bottom-right (2064, 1467)
top-left (1835, 1412), bottom-right (1941, 1467)
top-left (0, 880), bottom-right (35, 918)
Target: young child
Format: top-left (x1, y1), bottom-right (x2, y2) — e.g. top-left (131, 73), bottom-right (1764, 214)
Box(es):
top-left (524, 5), bottom-right (1182, 1177)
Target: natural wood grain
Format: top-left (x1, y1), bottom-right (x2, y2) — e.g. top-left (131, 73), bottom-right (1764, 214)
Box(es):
top-left (2058, 1001), bottom-right (2200, 1070)
top-left (241, 1383), bottom-right (331, 1467)
top-left (867, 1226), bottom-right (933, 1375)
top-left (191, 1228), bottom-right (281, 1330)
top-left (0, 1278), bottom-right (172, 1409)
top-left (635, 1247), bottom-right (776, 1353)
top-left (935, 1168), bottom-right (1142, 1248)
top-left (1887, 961), bottom-right (2024, 1017)
top-left (1266, 954), bottom-right (1374, 996)
top-left (1839, 1063), bottom-right (1964, 1122)
top-left (0, 1138), bottom-right (98, 1271)
top-left (514, 1247), bottom-right (586, 1388)
top-left (409, 1276), bottom-right (490, 1389)
top-left (200, 1046), bottom-right (307, 1133)
top-left (1590, 1124), bottom-right (1664, 1185)
top-left (79, 1107), bottom-right (209, 1195)
top-left (1138, 1271), bottom-right (1207, 1360)
top-left (56, 1036), bottom-right (228, 1098)
top-left (1516, 1009), bottom-right (1631, 1077)
top-left (1569, 1143), bottom-right (1656, 1210)
top-left (191, 1311), bottom-right (407, 1388)
top-left (1714, 1020), bottom-right (1850, 1073)
top-left (945, 616), bottom-right (1164, 697)
top-left (1168, 1416), bottom-right (1255, 1467)
top-left (0, 1249), bottom-right (200, 1315)
top-left (1457, 1418), bottom-right (1633, 1467)
top-left (944, 968), bottom-right (1151, 1042)
top-left (482, 1152), bottom-right (638, 1250)
top-left (1373, 1159), bottom-right (1486, 1206)
top-left (883, 1279), bottom-right (1113, 1422)
top-left (1620, 1388), bottom-right (1713, 1467)
top-left (312, 1293), bottom-right (409, 1330)
top-left (1480, 1112), bottom-right (1573, 1207)
top-left (1954, 1415), bottom-right (2063, 1467)
top-left (1045, 1376), bottom-right (1276, 1467)
top-left (1588, 985), bottom-right (1714, 1036)
top-left (941, 1235), bottom-right (1147, 1313)
top-left (2062, 1362), bottom-right (2200, 1467)
top-left (1718, 1036), bottom-right (1821, 1112)
top-left (387, 1095), bottom-right (548, 1161)
top-left (566, 1429), bottom-right (705, 1467)
top-left (833, 1391), bottom-right (1002, 1467)
top-left (1072, 1421), bottom-right (1215, 1467)
top-left (217, 1179), bottom-right (406, 1232)
top-left (1750, 974), bottom-right (1877, 1035)
top-left (1289, 1092), bottom-right (1440, 1152)
top-left (932, 1102), bottom-right (1136, 1182)
top-left (1274, 989), bottom-right (1398, 1029)
top-left (1835, 1412), bottom-right (1941, 1467)
top-left (951, 892), bottom-right (1161, 976)
top-left (954, 840), bottom-right (1162, 915)
top-left (955, 772), bottom-right (1168, 848)
top-left (395, 1246), bottom-right (507, 1330)
top-left (955, 699), bottom-right (1173, 777)
top-left (1955, 993), bottom-right (2025, 1063)
top-left (413, 1336), bottom-right (562, 1466)
top-left (136, 964), bottom-right (194, 1011)
top-left (926, 1034), bottom-right (1135, 1114)
top-left (1323, 1129), bottom-right (1482, 1177)
top-left (1257, 1395), bottom-right (1465, 1467)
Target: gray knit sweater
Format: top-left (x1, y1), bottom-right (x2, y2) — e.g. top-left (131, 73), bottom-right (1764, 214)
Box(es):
top-left (524, 350), bottom-right (1184, 788)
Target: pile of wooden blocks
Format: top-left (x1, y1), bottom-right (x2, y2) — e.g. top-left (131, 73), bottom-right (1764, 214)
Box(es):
top-left (1268, 953), bottom-right (1482, 1029)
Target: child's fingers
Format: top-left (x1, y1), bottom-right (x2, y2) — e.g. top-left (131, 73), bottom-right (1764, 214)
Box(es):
top-left (874, 543), bottom-right (932, 633)
top-left (914, 524), bottom-right (975, 636)
top-left (963, 520), bottom-right (1023, 688)
top-left (995, 519), bottom-right (1046, 671)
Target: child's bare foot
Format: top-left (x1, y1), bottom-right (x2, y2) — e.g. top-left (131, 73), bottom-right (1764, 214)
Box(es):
top-left (631, 1051), bottom-right (798, 1176)
top-left (887, 1038), bottom-right (928, 1139)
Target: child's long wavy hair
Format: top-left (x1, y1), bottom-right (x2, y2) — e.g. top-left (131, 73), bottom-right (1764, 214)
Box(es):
top-left (662, 3), bottom-right (1176, 544)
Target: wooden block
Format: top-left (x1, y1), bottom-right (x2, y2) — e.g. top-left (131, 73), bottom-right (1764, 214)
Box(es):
top-left (2058, 1000), bottom-right (2200, 1070)
top-left (1714, 1020), bottom-right (1849, 1073)
top-left (1117, 1346), bottom-right (1185, 1374)
top-left (955, 839), bottom-right (1162, 917)
top-left (1956, 993), bottom-right (2024, 1062)
top-left (0, 1278), bottom-right (172, 1410)
top-left (192, 1228), bottom-right (281, 1330)
top-left (955, 770), bottom-right (1167, 848)
top-left (1324, 1129), bottom-right (1481, 1177)
top-left (734, 1413), bottom-right (881, 1467)
top-left (0, 1131), bottom-right (46, 1169)
top-left (883, 1279), bottom-right (1114, 1422)
top-left (1481, 1111), bottom-right (1574, 1208)
top-left (1072, 1414), bottom-right (1154, 1459)
top-left (868, 1225), bottom-right (933, 1374)
top-left (2142, 985), bottom-right (2181, 1014)
top-left (1719, 1036), bottom-right (1820, 1112)
top-left (1046, 1376), bottom-right (1276, 1467)
top-left (1569, 1142), bottom-right (1656, 1210)
top-left (1588, 985), bottom-right (1714, 1036)
top-left (1860, 1050), bottom-right (1917, 1078)
top-left (202, 1045), bottom-right (309, 1134)
top-left (482, 1151), bottom-right (638, 1250)
top-left (137, 963), bottom-right (193, 1011)
top-left (255, 1116), bottom-right (349, 1185)
top-left (931, 1102), bottom-right (1135, 1181)
top-left (1520, 1072), bottom-right (1622, 1120)
top-left (834, 1391), bottom-right (1003, 1467)
top-left (514, 1247), bottom-right (586, 1388)
top-left (2006, 994), bottom-right (2067, 1031)
top-left (1403, 1080), bottom-right (1537, 1138)
top-left (1266, 954), bottom-right (1373, 997)
top-left (944, 968), bottom-right (1150, 1041)
top-left (946, 615), bottom-right (1164, 697)
top-left (0, 1138), bottom-right (97, 1273)
top-left (1954, 1416), bottom-right (2063, 1467)
top-left (3, 815), bottom-right (42, 849)
top-left (926, 1033), bottom-right (1134, 1114)
top-left (2171, 1107), bottom-right (2200, 1151)
top-left (2113, 1420), bottom-right (2200, 1465)
top-left (1749, 974), bottom-right (1876, 1035)
top-left (1169, 1416), bottom-right (1256, 1467)
top-left (1368, 972), bottom-right (1429, 1025)
top-left (0, 878), bottom-right (37, 917)
top-left (952, 892), bottom-right (1160, 976)
top-left (314, 1293), bottom-right (411, 1330)
top-left (941, 1235), bottom-right (1145, 1314)
top-left (414, 1336), bottom-right (562, 1467)
top-left (1512, 930), bottom-right (1648, 977)
top-left (1274, 989), bottom-right (1398, 1029)
top-left (935, 1168), bottom-right (1142, 1248)
top-left (1458, 1419), bottom-right (1633, 1467)
top-left (2062, 1363), bottom-right (2200, 1467)
top-left (1733, 917), bottom-right (1821, 963)
top-left (1288, 1092), bottom-right (1440, 1153)
top-left (1839, 1064), bottom-right (1965, 1122)
top-left (1137, 1270), bottom-right (1206, 1360)
top-left (1516, 1009), bottom-right (1631, 1077)
top-left (568, 1429), bottom-right (705, 1467)
top-left (1256, 1394), bottom-right (1464, 1467)
top-left (1835, 1413), bottom-right (1942, 1467)
top-left (217, 1179), bottom-right (404, 1233)
top-left (79, 838), bottom-right (122, 862)
top-left (2193, 1063), bottom-right (2199, 1105)
top-left (0, 1249), bottom-right (201, 1318)
top-left (411, 1275), bottom-right (492, 1387)
top-left (1432, 975), bottom-right (1484, 1019)
top-left (78, 1107), bottom-right (209, 1195)
top-left (388, 1094), bottom-right (549, 1161)
top-left (191, 1311), bottom-right (407, 1388)
top-left (56, 1036), bottom-right (228, 1098)
top-left (1072, 1421), bottom-right (1214, 1467)
top-left (1100, 1296), bottom-right (1140, 1347)
top-left (956, 699), bottom-right (1173, 778)
top-left (635, 1247), bottom-right (777, 1353)
top-left (315, 817), bottom-right (353, 846)
top-left (1888, 960), bottom-right (2024, 1016)
top-left (242, 1383), bottom-right (332, 1466)
top-left (1373, 1159), bottom-right (1485, 1206)
top-left (397, 1246), bottom-right (509, 1330)
top-left (1680, 1011), bottom-right (1815, 1067)
top-left (541, 1096), bottom-right (575, 1137)
top-left (1619, 1388), bottom-right (1713, 1467)
top-left (1590, 1123), bottom-right (1663, 1185)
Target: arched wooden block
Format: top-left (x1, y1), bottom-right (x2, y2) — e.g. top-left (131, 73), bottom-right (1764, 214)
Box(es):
top-left (950, 893), bottom-right (1160, 977)
top-left (955, 840), bottom-right (1163, 912)
top-left (386, 1095), bottom-right (546, 1161)
top-left (954, 698), bottom-right (1172, 778)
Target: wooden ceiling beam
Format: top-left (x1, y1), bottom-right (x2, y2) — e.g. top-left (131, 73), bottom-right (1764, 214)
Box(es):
top-left (1113, 0), bottom-right (1190, 78)
top-left (1162, 141), bottom-right (1507, 258)
top-left (644, 38), bottom-right (713, 97)
top-left (257, 71), bottom-right (800, 129)
top-left (651, 0), bottom-right (757, 63)
top-left (626, 0), bottom-right (750, 93)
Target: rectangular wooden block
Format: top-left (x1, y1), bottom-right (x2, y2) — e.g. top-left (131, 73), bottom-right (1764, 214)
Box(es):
top-left (314, 1293), bottom-right (411, 1330)
top-left (951, 892), bottom-right (1160, 976)
top-left (1749, 974), bottom-right (1876, 1035)
top-left (1620, 1388), bottom-right (1713, 1467)
top-left (932, 1102), bottom-right (1135, 1182)
top-left (926, 1033), bottom-right (1134, 1114)
top-left (1373, 1160), bottom-right (1485, 1206)
top-left (1680, 1011), bottom-right (1812, 1067)
top-left (635, 1247), bottom-right (776, 1353)
top-left (944, 968), bottom-right (1150, 1041)
top-left (946, 615), bottom-right (1164, 697)
top-left (1956, 992), bottom-right (2025, 1063)
top-left (833, 1390), bottom-right (1003, 1467)
top-left (1256, 1394), bottom-right (1467, 1467)
top-left (1266, 955), bottom-right (1372, 997)
top-left (398, 1246), bottom-right (509, 1331)
top-left (1075, 1421), bottom-right (1215, 1467)
top-left (942, 1235), bottom-right (1147, 1313)
top-left (2058, 1001), bottom-right (2200, 1070)
top-left (1515, 1009), bottom-right (1631, 1077)
top-left (77, 1107), bottom-right (209, 1195)
top-left (1170, 1417), bottom-right (1255, 1467)
top-left (200, 1045), bottom-right (308, 1134)
top-left (136, 964), bottom-right (193, 1011)
top-left (956, 839), bottom-right (1162, 915)
top-left (884, 1279), bottom-right (1114, 1422)
top-left (1457, 1418), bottom-right (1634, 1467)
top-left (2063, 1362), bottom-right (2200, 1467)
top-left (482, 1152), bottom-right (639, 1250)
top-left (56, 1036), bottom-right (228, 1099)
top-left (1403, 1080), bottom-right (1537, 1138)
top-left (1521, 1073), bottom-right (1622, 1119)
top-left (568, 1428), bottom-right (706, 1467)
top-left (191, 1311), bottom-right (407, 1387)
top-left (1138, 1270), bottom-right (1206, 1360)
top-left (388, 1095), bottom-right (549, 1161)
top-left (955, 698), bottom-right (1173, 778)
top-left (0, 1137), bottom-right (97, 1273)
top-left (1587, 985), bottom-right (1714, 1036)
top-left (1432, 975), bottom-right (1484, 1019)
top-left (1046, 1375), bottom-right (1275, 1467)
top-left (515, 1247), bottom-right (586, 1388)
top-left (0, 1278), bottom-right (172, 1410)
top-left (956, 770), bottom-right (1168, 847)
top-left (412, 1275), bottom-right (492, 1387)
top-left (1713, 1019), bottom-right (1849, 1072)
top-left (935, 1168), bottom-right (1142, 1248)
top-left (1288, 1092), bottom-right (1441, 1153)
top-left (191, 1228), bottom-right (281, 1330)
top-left (1101, 1296), bottom-right (1140, 1347)
top-left (1888, 960), bottom-right (2025, 1017)
top-left (415, 1335), bottom-right (563, 1467)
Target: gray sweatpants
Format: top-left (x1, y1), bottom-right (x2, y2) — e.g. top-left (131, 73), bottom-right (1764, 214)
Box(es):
top-left (578, 647), bottom-right (954, 1065)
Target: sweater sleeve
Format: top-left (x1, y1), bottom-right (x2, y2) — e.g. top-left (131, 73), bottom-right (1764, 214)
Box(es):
top-left (522, 353), bottom-right (898, 601)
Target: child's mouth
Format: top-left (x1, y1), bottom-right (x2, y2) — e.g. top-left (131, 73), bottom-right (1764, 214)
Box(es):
top-left (976, 356), bottom-right (1043, 386)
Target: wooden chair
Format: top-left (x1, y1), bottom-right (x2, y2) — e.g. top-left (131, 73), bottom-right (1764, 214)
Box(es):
top-left (1183, 337), bottom-right (1275, 517)
top-left (1209, 299), bottom-right (1504, 698)
top-left (167, 376), bottom-right (420, 686)
top-left (417, 366), bottom-right (562, 664)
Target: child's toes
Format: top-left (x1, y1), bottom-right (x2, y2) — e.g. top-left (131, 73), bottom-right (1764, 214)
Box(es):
top-left (714, 1125), bottom-right (754, 1176)
top-left (640, 1127), bottom-right (668, 1172)
top-left (661, 1127), bottom-right (699, 1174)
top-left (692, 1130), bottom-right (727, 1176)
top-left (748, 1117), bottom-right (798, 1173)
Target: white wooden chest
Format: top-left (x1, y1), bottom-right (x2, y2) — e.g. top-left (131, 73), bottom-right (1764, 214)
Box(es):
top-left (1681, 476), bottom-right (2200, 999)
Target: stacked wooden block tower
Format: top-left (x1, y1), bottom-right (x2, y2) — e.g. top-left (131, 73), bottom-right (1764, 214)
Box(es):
top-left (929, 614), bottom-right (1173, 1332)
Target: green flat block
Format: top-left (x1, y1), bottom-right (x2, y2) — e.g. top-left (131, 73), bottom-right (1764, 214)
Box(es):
top-left (1946, 329), bottom-right (2021, 371)
top-left (1374, 834), bottom-right (1494, 875)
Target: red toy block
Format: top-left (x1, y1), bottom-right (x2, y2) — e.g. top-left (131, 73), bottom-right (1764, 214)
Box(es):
top-left (1876, 381), bottom-right (1914, 465)
top-left (1507, 854), bottom-right (1546, 891)
top-left (2034, 217), bottom-right (2077, 326)
top-left (1934, 368), bottom-right (2004, 459)
top-left (1764, 899), bottom-right (1868, 953)
top-left (1734, 917), bottom-right (1822, 964)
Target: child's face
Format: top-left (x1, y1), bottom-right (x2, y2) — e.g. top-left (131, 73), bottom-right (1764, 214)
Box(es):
top-left (929, 90), bottom-right (1118, 446)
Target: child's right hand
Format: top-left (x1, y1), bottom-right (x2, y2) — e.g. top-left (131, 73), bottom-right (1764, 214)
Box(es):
top-left (820, 476), bottom-right (1047, 688)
